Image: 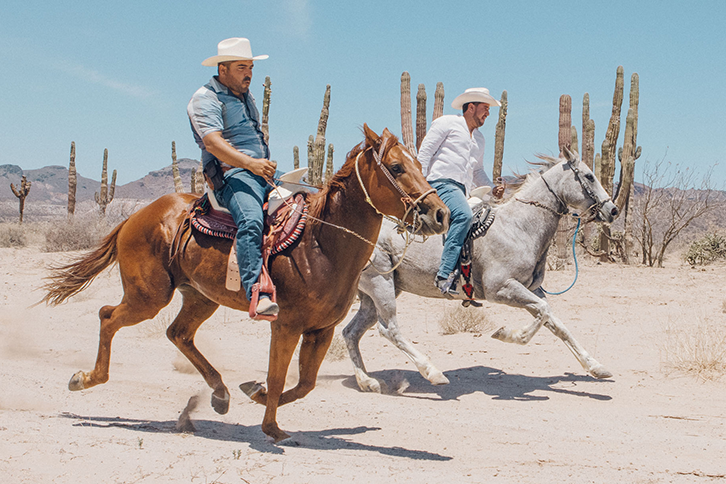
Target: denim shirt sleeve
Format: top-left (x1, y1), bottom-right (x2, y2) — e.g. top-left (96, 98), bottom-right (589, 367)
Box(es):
top-left (187, 87), bottom-right (224, 140)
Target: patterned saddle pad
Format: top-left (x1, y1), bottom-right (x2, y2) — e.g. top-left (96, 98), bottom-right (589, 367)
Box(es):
top-left (190, 192), bottom-right (308, 254)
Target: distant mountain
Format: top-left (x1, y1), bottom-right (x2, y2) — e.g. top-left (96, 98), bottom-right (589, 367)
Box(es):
top-left (0, 158), bottom-right (202, 203)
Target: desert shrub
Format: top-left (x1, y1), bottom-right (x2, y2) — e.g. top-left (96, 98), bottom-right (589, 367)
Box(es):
top-left (439, 305), bottom-right (493, 335)
top-left (660, 318), bottom-right (726, 381)
top-left (43, 215), bottom-right (114, 252)
top-left (684, 232), bottom-right (726, 266)
top-left (0, 223), bottom-right (28, 247)
top-left (325, 334), bottom-right (348, 362)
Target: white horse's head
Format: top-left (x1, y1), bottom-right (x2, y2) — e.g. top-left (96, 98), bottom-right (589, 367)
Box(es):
top-left (537, 147), bottom-right (618, 223)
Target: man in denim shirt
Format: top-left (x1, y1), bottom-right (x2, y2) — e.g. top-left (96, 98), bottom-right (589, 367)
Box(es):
top-left (417, 87), bottom-right (500, 296)
top-left (187, 37), bottom-right (279, 317)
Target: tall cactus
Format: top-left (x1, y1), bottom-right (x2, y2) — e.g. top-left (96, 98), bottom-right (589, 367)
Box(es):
top-left (400, 72), bottom-right (416, 155)
top-left (558, 94), bottom-right (572, 154)
top-left (433, 82), bottom-right (445, 121)
top-left (324, 144), bottom-right (334, 183)
top-left (10, 175), bottom-right (31, 224)
top-left (293, 146), bottom-right (300, 170)
top-left (68, 141), bottom-right (77, 217)
top-left (171, 141), bottom-right (183, 193)
top-left (415, 84), bottom-right (427, 151)
top-left (261, 76), bottom-right (271, 144)
top-left (191, 159), bottom-right (204, 194)
top-left (492, 90), bottom-right (508, 183)
top-left (306, 135), bottom-right (314, 172)
top-left (308, 85), bottom-right (330, 186)
top-left (614, 73), bottom-right (641, 264)
top-left (597, 66), bottom-right (625, 261)
top-left (599, 66), bottom-right (624, 198)
top-left (582, 94), bottom-right (595, 170)
top-left (94, 148), bottom-right (116, 216)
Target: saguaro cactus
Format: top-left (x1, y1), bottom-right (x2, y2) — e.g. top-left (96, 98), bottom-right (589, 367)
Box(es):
top-left (261, 76), bottom-right (271, 144)
top-left (415, 84), bottom-right (427, 151)
top-left (68, 141), bottom-right (77, 217)
top-left (324, 144), bottom-right (334, 183)
top-left (171, 141), bottom-right (183, 193)
top-left (597, 66), bottom-right (625, 261)
top-left (433, 82), bottom-right (445, 122)
top-left (492, 90), bottom-right (508, 183)
top-left (94, 148), bottom-right (116, 216)
top-left (582, 94), bottom-right (595, 170)
top-left (558, 94), bottom-right (572, 154)
top-left (293, 146), bottom-right (300, 170)
top-left (10, 175), bottom-right (31, 224)
top-left (191, 159), bottom-right (204, 194)
top-left (400, 72), bottom-right (416, 155)
top-left (308, 85), bottom-right (331, 186)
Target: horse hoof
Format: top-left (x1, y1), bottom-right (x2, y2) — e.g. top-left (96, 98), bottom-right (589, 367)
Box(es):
top-left (491, 327), bottom-right (508, 341)
top-left (239, 381), bottom-right (266, 400)
top-left (211, 391), bottom-right (230, 415)
top-left (428, 371), bottom-right (450, 385)
top-left (590, 365), bottom-right (613, 379)
top-left (358, 379), bottom-right (382, 393)
top-left (68, 371), bottom-right (86, 391)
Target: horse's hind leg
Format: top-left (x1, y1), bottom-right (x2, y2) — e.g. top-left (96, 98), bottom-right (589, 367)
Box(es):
top-left (69, 283), bottom-right (173, 391)
top-left (165, 285), bottom-right (229, 413)
top-left (342, 292), bottom-right (385, 392)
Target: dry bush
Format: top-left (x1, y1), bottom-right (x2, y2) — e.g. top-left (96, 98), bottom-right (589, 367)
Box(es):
top-left (684, 231), bottom-right (726, 265)
top-left (0, 223), bottom-right (28, 248)
top-left (439, 304), bottom-right (493, 335)
top-left (325, 334), bottom-right (348, 362)
top-left (660, 318), bottom-right (726, 381)
top-left (43, 215), bottom-right (114, 252)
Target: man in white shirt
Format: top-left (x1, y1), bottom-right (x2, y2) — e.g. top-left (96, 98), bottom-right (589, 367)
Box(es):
top-left (417, 87), bottom-right (500, 296)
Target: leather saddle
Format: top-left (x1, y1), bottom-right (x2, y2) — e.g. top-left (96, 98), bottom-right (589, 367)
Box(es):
top-left (188, 167), bottom-right (315, 321)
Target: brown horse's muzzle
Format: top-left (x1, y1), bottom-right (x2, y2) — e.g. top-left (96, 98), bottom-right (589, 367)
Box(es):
top-left (414, 195), bottom-right (450, 236)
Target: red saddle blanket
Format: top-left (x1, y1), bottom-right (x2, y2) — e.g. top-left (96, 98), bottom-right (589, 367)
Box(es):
top-left (190, 192), bottom-right (308, 255)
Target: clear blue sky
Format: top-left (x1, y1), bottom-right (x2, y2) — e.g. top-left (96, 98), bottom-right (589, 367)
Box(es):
top-left (1, 0), bottom-right (724, 187)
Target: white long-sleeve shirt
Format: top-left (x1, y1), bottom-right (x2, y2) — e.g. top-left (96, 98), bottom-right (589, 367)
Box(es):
top-left (417, 114), bottom-right (489, 195)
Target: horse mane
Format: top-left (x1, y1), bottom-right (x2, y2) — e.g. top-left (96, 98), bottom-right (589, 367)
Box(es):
top-left (307, 132), bottom-right (402, 222)
top-left (502, 153), bottom-right (561, 202)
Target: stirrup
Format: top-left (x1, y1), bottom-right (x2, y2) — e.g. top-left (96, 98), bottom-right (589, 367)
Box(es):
top-left (435, 273), bottom-right (459, 297)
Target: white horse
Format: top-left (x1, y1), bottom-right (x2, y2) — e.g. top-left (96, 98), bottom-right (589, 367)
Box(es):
top-left (342, 148), bottom-right (618, 393)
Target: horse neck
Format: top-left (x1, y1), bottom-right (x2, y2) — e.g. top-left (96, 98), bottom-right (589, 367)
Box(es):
top-left (499, 175), bottom-right (564, 244)
top-left (309, 165), bottom-right (383, 263)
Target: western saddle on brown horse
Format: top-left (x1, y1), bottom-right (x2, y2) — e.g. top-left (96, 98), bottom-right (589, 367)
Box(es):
top-left (42, 125), bottom-right (449, 442)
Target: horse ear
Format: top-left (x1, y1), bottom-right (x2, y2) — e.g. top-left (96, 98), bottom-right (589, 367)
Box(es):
top-left (363, 124), bottom-right (380, 148)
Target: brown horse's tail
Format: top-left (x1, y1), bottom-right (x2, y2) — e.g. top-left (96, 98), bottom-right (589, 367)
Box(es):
top-left (41, 219), bottom-right (128, 306)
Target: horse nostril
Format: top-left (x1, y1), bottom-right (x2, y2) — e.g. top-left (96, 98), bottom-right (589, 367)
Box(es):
top-left (435, 208), bottom-right (446, 227)
top-left (611, 206), bottom-right (619, 217)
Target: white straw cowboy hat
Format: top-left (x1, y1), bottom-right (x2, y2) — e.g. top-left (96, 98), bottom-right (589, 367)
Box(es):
top-left (451, 87), bottom-right (501, 109)
top-left (202, 38), bottom-right (268, 66)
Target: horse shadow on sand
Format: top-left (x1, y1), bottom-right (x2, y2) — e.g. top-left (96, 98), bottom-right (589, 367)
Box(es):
top-left (57, 412), bottom-right (451, 460)
top-left (336, 366), bottom-right (613, 402)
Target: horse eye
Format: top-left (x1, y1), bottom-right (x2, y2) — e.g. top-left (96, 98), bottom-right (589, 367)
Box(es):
top-left (585, 173), bottom-right (595, 182)
top-left (389, 163), bottom-right (404, 175)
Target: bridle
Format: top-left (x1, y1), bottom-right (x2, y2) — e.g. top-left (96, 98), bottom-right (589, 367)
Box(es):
top-left (354, 136), bottom-right (437, 234)
top-left (517, 160), bottom-right (610, 222)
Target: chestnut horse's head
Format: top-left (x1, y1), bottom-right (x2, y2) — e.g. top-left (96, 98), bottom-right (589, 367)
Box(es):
top-left (357, 124), bottom-right (449, 236)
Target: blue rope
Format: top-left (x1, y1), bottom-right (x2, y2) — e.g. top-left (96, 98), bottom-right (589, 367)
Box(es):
top-left (542, 217), bottom-right (581, 296)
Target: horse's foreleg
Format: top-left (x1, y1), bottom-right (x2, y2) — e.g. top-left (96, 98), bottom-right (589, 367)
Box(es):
top-left (543, 315), bottom-right (613, 379)
top-left (166, 286), bottom-right (228, 413)
top-left (243, 325), bottom-right (299, 443)
top-left (279, 326), bottom-right (335, 406)
top-left (342, 292), bottom-right (385, 392)
top-left (489, 281), bottom-right (549, 345)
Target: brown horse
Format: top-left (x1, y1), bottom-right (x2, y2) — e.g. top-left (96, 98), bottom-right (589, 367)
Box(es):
top-left (42, 125), bottom-right (448, 442)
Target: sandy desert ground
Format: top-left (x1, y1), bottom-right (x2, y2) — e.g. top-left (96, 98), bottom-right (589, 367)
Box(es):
top-left (1, 246), bottom-right (725, 483)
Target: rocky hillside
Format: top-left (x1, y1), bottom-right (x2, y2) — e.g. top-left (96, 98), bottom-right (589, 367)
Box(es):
top-left (0, 159), bottom-right (202, 204)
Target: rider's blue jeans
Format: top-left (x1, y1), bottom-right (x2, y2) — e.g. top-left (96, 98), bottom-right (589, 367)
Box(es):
top-left (215, 168), bottom-right (273, 300)
top-left (430, 179), bottom-right (473, 280)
